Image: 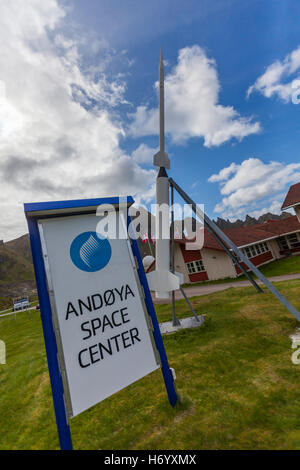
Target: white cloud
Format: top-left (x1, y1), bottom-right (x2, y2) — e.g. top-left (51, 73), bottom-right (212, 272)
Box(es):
top-left (209, 158), bottom-right (300, 219)
top-left (0, 0), bottom-right (155, 241)
top-left (131, 143), bottom-right (157, 164)
top-left (208, 162), bottom-right (237, 183)
top-left (247, 201), bottom-right (288, 220)
top-left (248, 45), bottom-right (300, 102)
top-left (129, 45), bottom-right (260, 146)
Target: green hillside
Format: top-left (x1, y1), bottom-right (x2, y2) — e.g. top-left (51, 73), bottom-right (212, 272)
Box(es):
top-left (1, 280), bottom-right (300, 449)
top-left (0, 235), bottom-right (34, 283)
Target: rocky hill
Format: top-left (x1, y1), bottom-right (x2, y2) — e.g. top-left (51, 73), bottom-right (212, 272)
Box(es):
top-left (0, 234), bottom-right (34, 283)
top-left (0, 234), bottom-right (36, 302)
top-left (214, 211), bottom-right (292, 231)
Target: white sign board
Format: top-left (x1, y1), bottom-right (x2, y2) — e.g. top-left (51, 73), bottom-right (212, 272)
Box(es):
top-left (38, 211), bottom-right (160, 418)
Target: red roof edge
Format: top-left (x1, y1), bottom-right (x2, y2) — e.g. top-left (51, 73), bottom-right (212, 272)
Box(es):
top-left (282, 182), bottom-right (300, 210)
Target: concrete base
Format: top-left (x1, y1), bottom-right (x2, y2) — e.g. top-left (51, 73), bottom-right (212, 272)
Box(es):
top-left (159, 315), bottom-right (205, 335)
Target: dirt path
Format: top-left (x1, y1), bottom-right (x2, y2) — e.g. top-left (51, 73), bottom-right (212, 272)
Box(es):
top-left (152, 273), bottom-right (300, 304)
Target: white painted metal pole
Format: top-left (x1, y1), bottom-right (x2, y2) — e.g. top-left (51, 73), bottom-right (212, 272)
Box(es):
top-left (156, 167), bottom-right (170, 298)
top-left (159, 49), bottom-right (165, 155)
top-left (146, 50), bottom-right (179, 298)
top-left (153, 50), bottom-right (170, 170)
top-left (156, 50), bottom-right (170, 298)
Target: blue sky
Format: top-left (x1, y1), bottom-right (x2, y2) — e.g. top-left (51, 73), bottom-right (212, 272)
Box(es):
top-left (64, 0), bottom-right (300, 213)
top-left (1, 0), bottom-right (300, 240)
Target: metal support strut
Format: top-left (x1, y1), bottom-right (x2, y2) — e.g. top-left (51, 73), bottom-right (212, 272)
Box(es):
top-left (169, 177), bottom-right (300, 323)
top-left (170, 183), bottom-right (181, 326)
top-left (170, 183), bottom-right (201, 324)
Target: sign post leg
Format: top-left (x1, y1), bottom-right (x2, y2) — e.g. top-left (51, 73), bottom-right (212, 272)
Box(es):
top-left (129, 228), bottom-right (178, 407)
top-left (27, 218), bottom-right (73, 450)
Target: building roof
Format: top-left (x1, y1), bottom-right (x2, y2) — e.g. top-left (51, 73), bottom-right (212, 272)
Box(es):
top-left (254, 216), bottom-right (300, 237)
top-left (220, 216), bottom-right (300, 248)
top-left (177, 215), bottom-right (300, 252)
top-left (202, 229), bottom-right (227, 251)
top-left (281, 182), bottom-right (300, 210)
top-left (220, 225), bottom-right (276, 248)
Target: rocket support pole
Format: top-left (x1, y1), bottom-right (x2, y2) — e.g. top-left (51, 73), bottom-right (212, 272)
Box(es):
top-left (155, 167), bottom-right (171, 298)
top-left (146, 50), bottom-right (179, 298)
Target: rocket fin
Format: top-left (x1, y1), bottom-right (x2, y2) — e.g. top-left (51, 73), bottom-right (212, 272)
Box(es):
top-left (146, 269), bottom-right (180, 296)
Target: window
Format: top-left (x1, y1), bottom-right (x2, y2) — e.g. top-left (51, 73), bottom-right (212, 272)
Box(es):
top-left (277, 233), bottom-right (300, 251)
top-left (260, 242), bottom-right (268, 253)
top-left (186, 259), bottom-right (205, 274)
top-left (250, 246), bottom-right (256, 257)
top-left (232, 253), bottom-right (242, 265)
top-left (187, 262), bottom-right (196, 273)
top-left (287, 233), bottom-right (300, 248)
top-left (277, 236), bottom-right (289, 251)
top-left (242, 241), bottom-right (270, 259)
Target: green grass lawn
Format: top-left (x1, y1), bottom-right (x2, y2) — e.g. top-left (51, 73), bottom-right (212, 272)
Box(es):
top-left (1, 280), bottom-right (300, 450)
top-left (256, 254), bottom-right (300, 277)
top-left (182, 254), bottom-right (300, 288)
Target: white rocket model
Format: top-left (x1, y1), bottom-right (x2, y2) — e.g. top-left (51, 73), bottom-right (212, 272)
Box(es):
top-left (153, 50), bottom-right (170, 170)
top-left (147, 50), bottom-right (179, 299)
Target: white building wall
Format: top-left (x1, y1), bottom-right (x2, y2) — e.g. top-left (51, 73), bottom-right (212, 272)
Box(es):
top-left (173, 245), bottom-right (190, 284)
top-left (294, 204), bottom-right (300, 223)
top-left (267, 239), bottom-right (282, 260)
top-left (201, 248), bottom-right (237, 280)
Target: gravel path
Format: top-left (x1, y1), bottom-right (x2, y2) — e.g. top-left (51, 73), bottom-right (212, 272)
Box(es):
top-left (152, 273), bottom-right (300, 304)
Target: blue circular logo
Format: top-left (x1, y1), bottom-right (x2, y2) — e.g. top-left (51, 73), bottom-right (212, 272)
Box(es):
top-left (70, 232), bottom-right (112, 272)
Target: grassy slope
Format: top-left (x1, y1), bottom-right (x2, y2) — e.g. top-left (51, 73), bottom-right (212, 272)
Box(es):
top-left (0, 296), bottom-right (13, 311)
top-left (1, 280), bottom-right (300, 450)
top-left (256, 255), bottom-right (300, 277)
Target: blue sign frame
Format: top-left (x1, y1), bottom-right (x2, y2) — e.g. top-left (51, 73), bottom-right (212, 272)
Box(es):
top-left (24, 196), bottom-right (177, 450)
